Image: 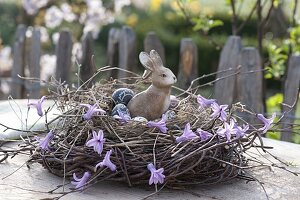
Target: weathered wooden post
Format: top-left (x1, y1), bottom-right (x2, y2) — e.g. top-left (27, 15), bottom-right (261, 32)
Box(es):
top-left (144, 32), bottom-right (165, 65)
top-left (177, 38), bottom-right (198, 90)
top-left (55, 30), bottom-right (73, 83)
top-left (79, 32), bottom-right (95, 87)
top-left (214, 36), bottom-right (242, 105)
top-left (281, 55), bottom-right (300, 142)
top-left (118, 26), bottom-right (137, 80)
top-left (11, 24), bottom-right (27, 99)
top-left (107, 28), bottom-right (120, 79)
top-left (26, 27), bottom-right (41, 98)
top-left (237, 47), bottom-right (263, 123)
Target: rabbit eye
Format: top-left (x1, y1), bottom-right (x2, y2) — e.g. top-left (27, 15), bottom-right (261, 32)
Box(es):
top-left (161, 74), bottom-right (167, 78)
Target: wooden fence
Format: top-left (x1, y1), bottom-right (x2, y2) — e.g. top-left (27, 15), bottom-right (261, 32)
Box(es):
top-left (1, 24), bottom-right (300, 142)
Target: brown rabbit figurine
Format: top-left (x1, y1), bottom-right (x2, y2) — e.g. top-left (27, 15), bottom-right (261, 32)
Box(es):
top-left (127, 50), bottom-right (177, 120)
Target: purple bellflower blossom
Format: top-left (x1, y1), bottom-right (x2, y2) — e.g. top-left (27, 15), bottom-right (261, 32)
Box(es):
top-left (28, 96), bottom-right (46, 116)
top-left (80, 103), bottom-right (106, 120)
top-left (71, 171), bottom-right (91, 191)
top-left (197, 94), bottom-right (216, 108)
top-left (257, 113), bottom-right (276, 133)
top-left (147, 163), bottom-right (165, 185)
top-left (147, 114), bottom-right (168, 133)
top-left (196, 128), bottom-right (213, 141)
top-left (35, 130), bottom-right (54, 151)
top-left (210, 102), bottom-right (228, 121)
top-left (86, 130), bottom-right (105, 154)
top-left (217, 119), bottom-right (236, 142)
top-left (234, 124), bottom-right (249, 138)
top-left (95, 150), bottom-right (116, 171)
top-left (176, 123), bottom-right (198, 143)
top-left (113, 110), bottom-right (131, 124)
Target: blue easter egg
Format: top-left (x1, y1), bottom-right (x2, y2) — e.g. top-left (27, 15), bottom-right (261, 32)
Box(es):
top-left (111, 103), bottom-right (130, 117)
top-left (112, 88), bottom-right (134, 105)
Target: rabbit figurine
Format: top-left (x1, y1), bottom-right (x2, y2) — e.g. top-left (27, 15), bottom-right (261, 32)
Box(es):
top-left (127, 50), bottom-right (177, 120)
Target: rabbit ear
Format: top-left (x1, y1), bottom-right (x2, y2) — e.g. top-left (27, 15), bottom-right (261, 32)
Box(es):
top-left (139, 52), bottom-right (154, 71)
top-left (150, 50), bottom-right (163, 68)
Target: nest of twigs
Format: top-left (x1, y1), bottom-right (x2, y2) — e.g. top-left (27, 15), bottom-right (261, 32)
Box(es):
top-left (18, 77), bottom-right (259, 189)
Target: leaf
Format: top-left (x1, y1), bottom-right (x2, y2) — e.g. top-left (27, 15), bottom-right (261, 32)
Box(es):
top-left (210, 20), bottom-right (224, 27)
top-left (192, 15), bottom-right (223, 33)
top-left (225, 0), bottom-right (232, 6)
top-left (273, 0), bottom-right (279, 8)
top-left (264, 73), bottom-right (273, 79)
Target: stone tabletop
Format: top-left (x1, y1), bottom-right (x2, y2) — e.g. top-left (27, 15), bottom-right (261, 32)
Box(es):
top-left (0, 100), bottom-right (300, 200)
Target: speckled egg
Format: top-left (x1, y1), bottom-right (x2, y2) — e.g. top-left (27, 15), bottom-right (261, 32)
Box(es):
top-left (111, 103), bottom-right (130, 117)
top-left (165, 110), bottom-right (176, 120)
top-left (132, 116), bottom-right (148, 123)
top-left (112, 88), bottom-right (135, 105)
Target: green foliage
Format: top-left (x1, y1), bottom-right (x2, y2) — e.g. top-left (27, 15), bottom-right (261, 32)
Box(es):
top-left (264, 44), bottom-right (288, 79)
top-left (289, 25), bottom-right (300, 54)
top-left (192, 16), bottom-right (223, 34)
top-left (266, 93), bottom-right (283, 113)
top-left (0, 2), bottom-right (20, 45)
top-left (265, 93), bottom-right (283, 140)
top-left (266, 131), bottom-right (281, 140)
top-left (273, 0), bottom-right (280, 8)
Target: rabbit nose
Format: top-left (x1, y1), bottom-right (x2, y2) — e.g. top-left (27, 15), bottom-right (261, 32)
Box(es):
top-left (173, 76), bottom-right (177, 81)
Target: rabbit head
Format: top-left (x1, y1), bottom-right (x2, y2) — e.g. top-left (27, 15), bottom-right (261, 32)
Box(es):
top-left (127, 50), bottom-right (177, 120)
top-left (140, 50), bottom-right (177, 87)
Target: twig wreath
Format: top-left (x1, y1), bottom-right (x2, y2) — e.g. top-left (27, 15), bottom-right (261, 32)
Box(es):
top-left (0, 67), bottom-right (298, 199)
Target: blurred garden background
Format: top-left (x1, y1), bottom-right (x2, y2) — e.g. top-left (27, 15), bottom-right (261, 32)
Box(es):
top-left (0, 0), bottom-right (300, 143)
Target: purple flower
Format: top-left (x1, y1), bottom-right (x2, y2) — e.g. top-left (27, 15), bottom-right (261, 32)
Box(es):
top-left (234, 124), bottom-right (249, 138)
top-left (196, 128), bottom-right (213, 141)
top-left (197, 94), bottom-right (216, 108)
top-left (176, 123), bottom-right (198, 143)
top-left (35, 130), bottom-right (54, 151)
top-left (210, 102), bottom-right (228, 121)
top-left (257, 113), bottom-right (276, 133)
top-left (113, 110), bottom-right (131, 124)
top-left (86, 130), bottom-right (105, 154)
top-left (95, 150), bottom-right (116, 171)
top-left (71, 171), bottom-right (91, 191)
top-left (80, 103), bottom-right (106, 120)
top-left (217, 119), bottom-right (236, 142)
top-left (147, 163), bottom-right (165, 185)
top-left (147, 114), bottom-right (168, 133)
top-left (28, 96), bottom-right (46, 116)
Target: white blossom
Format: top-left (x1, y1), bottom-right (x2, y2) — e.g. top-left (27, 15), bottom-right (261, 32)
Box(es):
top-left (52, 32), bottom-right (60, 45)
top-left (61, 3), bottom-right (77, 22)
top-left (72, 42), bottom-right (83, 63)
top-left (0, 81), bottom-right (10, 94)
top-left (114, 0), bottom-right (131, 13)
top-left (0, 46), bottom-right (13, 94)
top-left (83, 22), bottom-right (101, 39)
top-left (45, 6), bottom-right (64, 28)
top-left (23, 0), bottom-right (48, 15)
top-left (0, 46), bottom-right (12, 70)
top-left (40, 54), bottom-right (56, 82)
top-left (39, 26), bottom-right (49, 43)
top-left (82, 0), bottom-right (115, 39)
